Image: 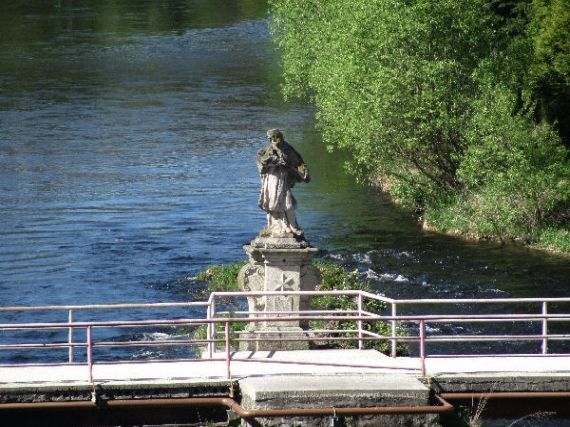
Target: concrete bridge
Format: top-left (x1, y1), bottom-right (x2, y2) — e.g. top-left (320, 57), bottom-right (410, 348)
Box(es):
top-left (1, 291), bottom-right (570, 426)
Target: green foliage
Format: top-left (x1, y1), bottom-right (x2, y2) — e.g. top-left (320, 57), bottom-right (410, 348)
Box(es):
top-left (270, 0), bottom-right (498, 193)
top-left (195, 262), bottom-right (246, 292)
top-left (269, 0), bottom-right (570, 252)
top-left (312, 262), bottom-right (383, 312)
top-left (312, 262), bottom-right (408, 355)
top-left (535, 224), bottom-right (570, 253)
top-left (456, 85), bottom-right (570, 241)
top-left (192, 315), bottom-right (247, 351)
top-left (528, 0), bottom-right (570, 144)
top-left (192, 261), bottom-right (248, 352)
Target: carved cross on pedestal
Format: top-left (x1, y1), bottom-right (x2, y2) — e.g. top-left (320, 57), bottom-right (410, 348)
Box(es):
top-left (278, 272), bottom-right (296, 292)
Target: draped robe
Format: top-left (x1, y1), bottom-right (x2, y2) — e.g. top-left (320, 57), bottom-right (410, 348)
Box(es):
top-left (256, 140), bottom-right (309, 217)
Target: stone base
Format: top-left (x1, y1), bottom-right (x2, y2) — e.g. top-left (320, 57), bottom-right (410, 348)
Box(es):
top-left (238, 328), bottom-right (310, 352)
top-left (249, 235), bottom-right (310, 249)
top-left (238, 374), bottom-right (438, 427)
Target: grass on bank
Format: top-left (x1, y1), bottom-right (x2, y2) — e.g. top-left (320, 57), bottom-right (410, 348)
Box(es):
top-left (193, 261), bottom-right (408, 356)
top-left (424, 197), bottom-right (570, 254)
top-left (195, 261), bottom-right (247, 292)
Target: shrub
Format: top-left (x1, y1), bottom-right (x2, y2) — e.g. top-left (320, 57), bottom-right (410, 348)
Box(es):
top-left (312, 262), bottom-right (408, 355)
top-left (195, 261), bottom-right (246, 292)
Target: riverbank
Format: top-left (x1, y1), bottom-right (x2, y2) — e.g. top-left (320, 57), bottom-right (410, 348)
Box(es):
top-left (419, 209), bottom-right (569, 255)
top-left (421, 219), bottom-right (570, 257)
top-left (370, 177), bottom-right (570, 255)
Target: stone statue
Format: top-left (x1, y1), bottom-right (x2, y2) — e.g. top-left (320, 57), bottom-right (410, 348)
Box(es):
top-left (237, 128), bottom-right (321, 351)
top-left (257, 129), bottom-right (310, 238)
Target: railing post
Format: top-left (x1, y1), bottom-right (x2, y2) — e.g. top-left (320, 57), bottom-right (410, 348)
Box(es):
top-left (357, 294), bottom-right (363, 350)
top-left (207, 303), bottom-right (213, 359)
top-left (210, 297), bottom-right (217, 357)
top-left (68, 309), bottom-right (74, 363)
top-left (542, 301), bottom-right (548, 355)
top-left (391, 303), bottom-right (397, 358)
top-left (87, 326), bottom-right (93, 384)
top-left (225, 321), bottom-right (231, 380)
top-left (419, 320), bottom-right (426, 377)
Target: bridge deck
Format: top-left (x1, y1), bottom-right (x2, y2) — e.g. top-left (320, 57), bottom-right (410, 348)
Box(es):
top-left (1, 349), bottom-right (570, 390)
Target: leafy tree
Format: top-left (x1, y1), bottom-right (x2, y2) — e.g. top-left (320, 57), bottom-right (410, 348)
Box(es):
top-left (269, 0), bottom-right (570, 250)
top-left (271, 0), bottom-right (502, 196)
top-left (528, 0), bottom-right (570, 145)
top-left (457, 85), bottom-right (570, 240)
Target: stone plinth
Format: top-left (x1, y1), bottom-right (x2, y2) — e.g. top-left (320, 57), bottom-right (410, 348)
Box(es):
top-left (237, 236), bottom-right (321, 351)
top-left (238, 373), bottom-right (437, 427)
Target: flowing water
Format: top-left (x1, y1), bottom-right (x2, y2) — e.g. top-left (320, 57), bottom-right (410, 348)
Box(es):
top-left (0, 0), bottom-right (569, 363)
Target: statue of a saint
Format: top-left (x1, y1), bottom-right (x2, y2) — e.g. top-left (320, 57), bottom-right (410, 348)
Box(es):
top-left (257, 129), bottom-right (310, 237)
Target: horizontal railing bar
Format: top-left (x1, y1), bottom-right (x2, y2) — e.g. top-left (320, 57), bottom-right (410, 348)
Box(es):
top-left (427, 353), bottom-right (570, 358)
top-left (0, 342), bottom-right (87, 350)
top-left (3, 313), bottom-right (570, 330)
top-left (217, 329), bottom-right (359, 335)
top-left (0, 362), bottom-right (89, 368)
top-left (60, 331), bottom-right (568, 348)
top-left (211, 290), bottom-right (395, 304)
top-left (1, 338), bottom-right (230, 351)
top-left (424, 335), bottom-right (570, 342)
top-left (360, 331), bottom-right (384, 338)
top-left (216, 310), bottom-right (360, 316)
top-left (211, 291), bottom-right (570, 305)
top-left (2, 293), bottom-right (569, 314)
top-left (212, 290), bottom-right (378, 297)
top-left (236, 336), bottom-right (382, 343)
top-left (360, 310), bottom-right (380, 317)
top-left (0, 319), bottom-right (207, 330)
top-left (0, 302), bottom-right (209, 312)
top-left (0, 359), bottom-right (218, 368)
top-left (94, 339), bottom-right (212, 348)
top-left (393, 297), bottom-right (570, 304)
top-left (421, 317), bottom-right (570, 323)
top-left (358, 291), bottom-right (396, 303)
top-left (1, 334), bottom-right (404, 352)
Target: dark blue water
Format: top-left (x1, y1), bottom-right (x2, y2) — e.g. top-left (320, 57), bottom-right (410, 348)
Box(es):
top-left (0, 0), bottom-right (568, 363)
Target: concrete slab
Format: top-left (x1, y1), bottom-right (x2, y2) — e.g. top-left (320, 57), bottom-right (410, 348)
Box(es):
top-left (238, 373), bottom-right (434, 427)
top-left (239, 373), bottom-right (429, 405)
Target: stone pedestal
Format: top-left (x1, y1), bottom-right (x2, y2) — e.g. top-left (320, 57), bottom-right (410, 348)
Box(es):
top-left (237, 236), bottom-right (321, 351)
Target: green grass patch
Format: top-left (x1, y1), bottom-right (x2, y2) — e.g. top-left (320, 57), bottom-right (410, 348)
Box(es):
top-left (535, 224), bottom-right (570, 253)
top-left (195, 261), bottom-right (246, 292)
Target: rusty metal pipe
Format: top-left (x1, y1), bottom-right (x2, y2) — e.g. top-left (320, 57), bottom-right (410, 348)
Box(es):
top-left (440, 391), bottom-right (570, 400)
top-left (0, 395), bottom-right (454, 416)
top-left (226, 395), bottom-right (454, 417)
top-left (0, 401), bottom-right (96, 409)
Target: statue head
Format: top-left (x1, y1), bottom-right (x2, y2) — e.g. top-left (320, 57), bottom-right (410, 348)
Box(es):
top-left (266, 129), bottom-right (284, 146)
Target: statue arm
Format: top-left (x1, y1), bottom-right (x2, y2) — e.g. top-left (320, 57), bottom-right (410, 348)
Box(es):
top-left (257, 147), bottom-right (286, 174)
top-left (284, 146), bottom-right (311, 183)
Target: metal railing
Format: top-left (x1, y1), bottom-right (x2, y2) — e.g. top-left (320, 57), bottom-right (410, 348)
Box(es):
top-left (1, 291), bottom-right (569, 380)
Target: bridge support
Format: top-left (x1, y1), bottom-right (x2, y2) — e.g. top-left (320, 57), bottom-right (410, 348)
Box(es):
top-left (237, 236), bottom-right (320, 351)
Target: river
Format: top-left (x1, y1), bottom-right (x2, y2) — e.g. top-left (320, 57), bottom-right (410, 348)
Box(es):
top-left (0, 0), bottom-right (568, 363)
